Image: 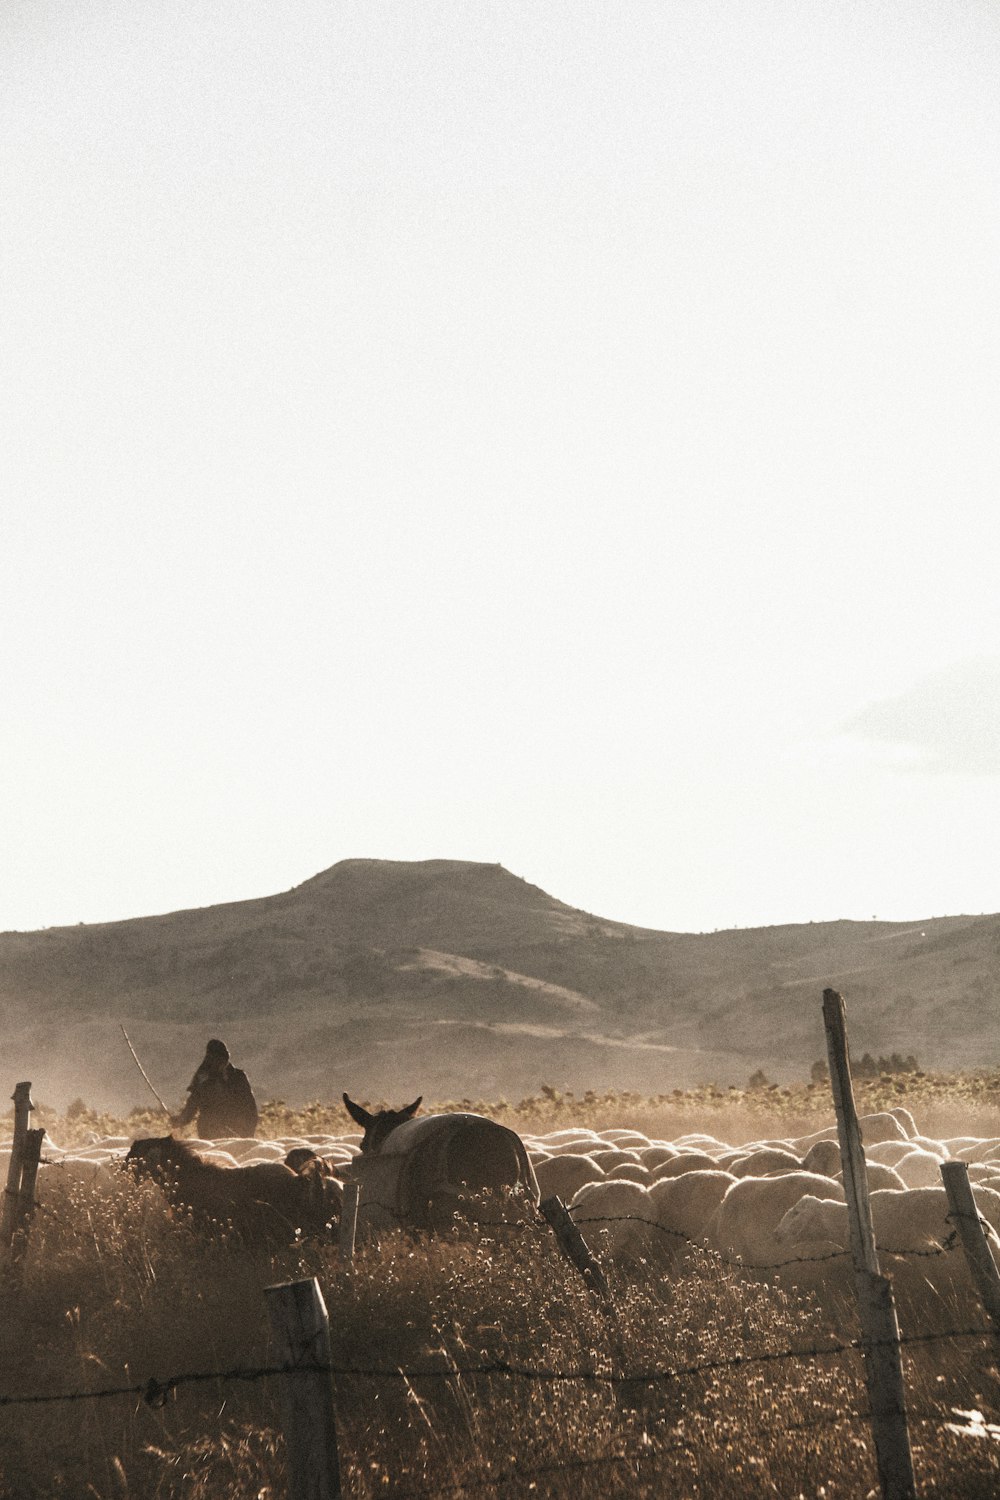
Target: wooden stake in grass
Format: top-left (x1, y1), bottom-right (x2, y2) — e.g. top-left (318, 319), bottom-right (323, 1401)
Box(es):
top-left (940, 1159), bottom-right (1000, 1336)
top-left (265, 1277), bottom-right (342, 1500)
top-left (540, 1194), bottom-right (611, 1302)
top-left (823, 989), bottom-right (916, 1500)
top-left (8, 1128), bottom-right (44, 1270)
top-left (1, 1082), bottom-right (34, 1250)
top-left (339, 1180), bottom-right (360, 1268)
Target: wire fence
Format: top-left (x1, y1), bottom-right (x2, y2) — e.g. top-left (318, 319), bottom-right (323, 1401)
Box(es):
top-left (9, 1185), bottom-right (997, 1494)
top-left (0, 1317), bottom-right (994, 1411)
top-left (1, 1330), bottom-right (997, 1500)
top-left (356, 1193), bottom-right (984, 1270)
top-left (8, 1120), bottom-right (1000, 1495)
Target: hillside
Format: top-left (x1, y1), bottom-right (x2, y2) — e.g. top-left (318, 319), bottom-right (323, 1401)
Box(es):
top-left (2, 858), bottom-right (998, 1111)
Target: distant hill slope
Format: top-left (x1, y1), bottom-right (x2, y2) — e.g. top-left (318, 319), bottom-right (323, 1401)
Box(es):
top-left (2, 858), bottom-right (997, 1111)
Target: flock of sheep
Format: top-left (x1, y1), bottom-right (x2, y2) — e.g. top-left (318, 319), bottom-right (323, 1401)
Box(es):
top-left (524, 1106), bottom-right (1000, 1316)
top-left (7, 1104), bottom-right (1000, 1321)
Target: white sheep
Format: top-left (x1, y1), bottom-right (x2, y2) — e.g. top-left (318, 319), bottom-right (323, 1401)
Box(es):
top-left (648, 1170), bottom-right (736, 1254)
top-left (704, 1171), bottom-right (846, 1269)
top-left (237, 1142), bottom-right (289, 1164)
top-left (888, 1106), bottom-right (918, 1138)
top-left (862, 1162), bottom-right (907, 1192)
top-left (569, 1179), bottom-right (661, 1262)
top-left (605, 1162), bottom-right (652, 1184)
top-left (538, 1128), bottom-right (603, 1146)
top-left (781, 1185), bottom-right (999, 1292)
top-left (801, 1140), bottom-right (841, 1177)
top-left (858, 1112), bottom-right (912, 1145)
top-left (864, 1140), bottom-right (915, 1168)
top-left (910, 1133), bottom-right (949, 1154)
top-left (955, 1138), bottom-right (1000, 1162)
top-left (590, 1147), bottom-right (643, 1169)
top-left (789, 1128), bottom-right (837, 1156)
top-left (892, 1148), bottom-right (945, 1189)
top-left (196, 1149), bottom-right (241, 1168)
top-left (31, 1156), bottom-right (121, 1223)
top-left (674, 1133), bottom-right (727, 1152)
top-left (534, 1152), bottom-right (606, 1202)
top-left (791, 1112), bottom-right (907, 1154)
top-left (650, 1151), bottom-right (718, 1180)
top-left (212, 1136), bottom-right (263, 1161)
top-left (531, 1133), bottom-right (603, 1155)
top-left (943, 1137), bottom-right (985, 1157)
top-left (728, 1147), bottom-right (803, 1178)
top-left (639, 1146), bottom-right (678, 1169)
top-left (776, 1186), bottom-right (1000, 1262)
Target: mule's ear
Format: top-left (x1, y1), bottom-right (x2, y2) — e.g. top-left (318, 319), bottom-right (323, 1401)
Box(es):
top-left (343, 1093), bottom-right (374, 1128)
top-left (402, 1097), bottom-right (422, 1120)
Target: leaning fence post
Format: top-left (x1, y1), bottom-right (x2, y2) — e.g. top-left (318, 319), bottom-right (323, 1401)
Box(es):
top-left (1, 1083), bottom-right (34, 1249)
top-left (823, 994), bottom-right (878, 1276)
top-left (339, 1181), bottom-right (360, 1269)
top-left (940, 1160), bottom-right (1000, 1335)
top-left (823, 989), bottom-right (916, 1500)
top-left (540, 1194), bottom-right (612, 1302)
top-left (265, 1277), bottom-right (341, 1500)
top-left (8, 1128), bottom-right (44, 1269)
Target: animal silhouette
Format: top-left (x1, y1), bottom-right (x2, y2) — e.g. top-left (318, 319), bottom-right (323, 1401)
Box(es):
top-left (125, 1135), bottom-right (340, 1244)
top-left (341, 1094), bottom-right (539, 1230)
top-left (343, 1093), bottom-right (422, 1152)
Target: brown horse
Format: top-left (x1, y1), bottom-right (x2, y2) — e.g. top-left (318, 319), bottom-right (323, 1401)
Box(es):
top-left (126, 1135), bottom-right (341, 1245)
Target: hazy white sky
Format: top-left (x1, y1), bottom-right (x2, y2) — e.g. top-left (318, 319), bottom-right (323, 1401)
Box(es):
top-left (3, 1), bottom-right (1000, 935)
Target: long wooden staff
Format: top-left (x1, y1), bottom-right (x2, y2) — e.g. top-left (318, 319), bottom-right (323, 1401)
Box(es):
top-left (120, 1024), bottom-right (171, 1115)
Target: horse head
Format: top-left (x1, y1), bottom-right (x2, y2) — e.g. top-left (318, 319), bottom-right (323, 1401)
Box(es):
top-left (343, 1093), bottom-right (422, 1153)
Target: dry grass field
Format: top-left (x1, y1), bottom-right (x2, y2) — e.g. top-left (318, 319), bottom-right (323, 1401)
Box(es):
top-left (2, 1072), bottom-right (999, 1498)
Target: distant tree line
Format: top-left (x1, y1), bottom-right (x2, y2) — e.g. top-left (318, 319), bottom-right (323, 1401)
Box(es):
top-left (807, 1052), bottom-right (921, 1085)
top-left (747, 1053), bottom-right (922, 1091)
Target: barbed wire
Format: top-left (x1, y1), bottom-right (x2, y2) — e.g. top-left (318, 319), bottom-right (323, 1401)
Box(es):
top-left (24, 1172), bottom-right (996, 1272)
top-left (0, 1320), bottom-right (994, 1412)
top-left (564, 1209), bottom-right (965, 1267)
top-left (352, 1198), bottom-right (971, 1269)
top-left (7, 1160), bottom-right (1000, 1496)
top-left (21, 1188), bottom-right (978, 1271)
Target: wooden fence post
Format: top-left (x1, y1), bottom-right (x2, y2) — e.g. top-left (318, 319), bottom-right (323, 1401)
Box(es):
top-left (8, 1129), bottom-right (45, 1269)
top-left (822, 994), bottom-right (879, 1276)
top-left (265, 1278), bottom-right (341, 1500)
top-left (940, 1160), bottom-right (1000, 1335)
top-left (1, 1083), bottom-right (34, 1249)
top-left (540, 1195), bottom-right (612, 1302)
top-left (339, 1181), bottom-right (360, 1268)
top-left (823, 989), bottom-right (916, 1500)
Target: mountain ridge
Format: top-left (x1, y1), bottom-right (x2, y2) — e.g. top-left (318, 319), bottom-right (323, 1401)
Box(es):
top-left (2, 858), bottom-right (995, 1111)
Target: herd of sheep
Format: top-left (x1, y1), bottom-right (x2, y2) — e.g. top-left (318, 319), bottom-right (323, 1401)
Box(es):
top-left (6, 1105), bottom-right (1000, 1319)
top-left (524, 1107), bottom-right (1000, 1316)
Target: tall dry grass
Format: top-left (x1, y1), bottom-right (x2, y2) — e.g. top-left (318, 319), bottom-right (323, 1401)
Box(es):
top-left (2, 1082), bottom-right (999, 1497)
